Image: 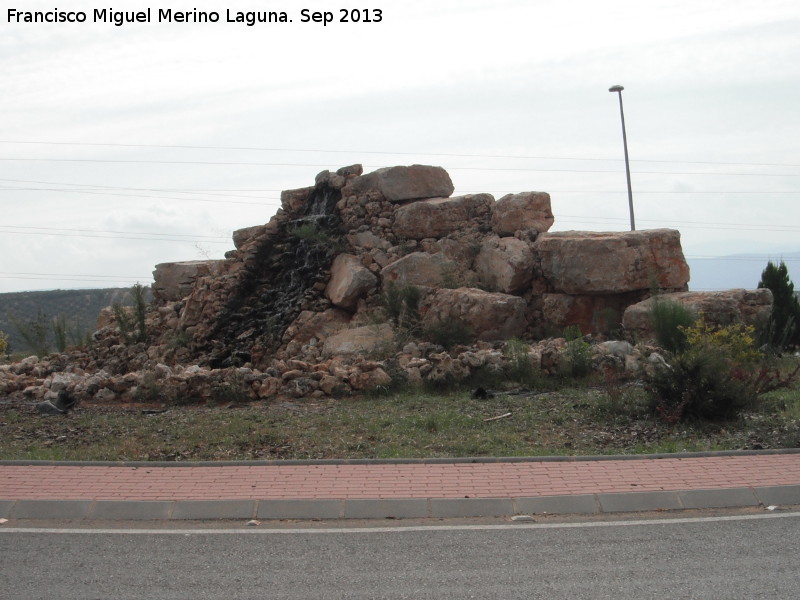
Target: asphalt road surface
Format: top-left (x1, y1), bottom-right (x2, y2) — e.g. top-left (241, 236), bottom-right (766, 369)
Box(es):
top-left (2, 512), bottom-right (798, 599)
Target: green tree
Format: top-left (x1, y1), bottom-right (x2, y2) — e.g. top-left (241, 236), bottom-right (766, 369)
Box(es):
top-left (9, 311), bottom-right (51, 358)
top-left (758, 260), bottom-right (800, 349)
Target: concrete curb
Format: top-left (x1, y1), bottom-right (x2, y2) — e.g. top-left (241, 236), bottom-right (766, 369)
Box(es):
top-left (3, 448), bottom-right (799, 468)
top-left (3, 485), bottom-right (799, 521)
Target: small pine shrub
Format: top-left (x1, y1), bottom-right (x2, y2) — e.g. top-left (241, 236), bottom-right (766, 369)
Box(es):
top-left (649, 298), bottom-right (695, 353)
top-left (0, 330), bottom-right (8, 356)
top-left (758, 260), bottom-right (800, 349)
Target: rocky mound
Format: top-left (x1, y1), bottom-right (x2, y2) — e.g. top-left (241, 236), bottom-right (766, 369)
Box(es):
top-left (0, 164), bottom-right (773, 405)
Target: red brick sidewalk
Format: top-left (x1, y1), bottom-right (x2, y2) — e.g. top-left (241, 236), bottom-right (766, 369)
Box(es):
top-left (3, 453), bottom-right (800, 501)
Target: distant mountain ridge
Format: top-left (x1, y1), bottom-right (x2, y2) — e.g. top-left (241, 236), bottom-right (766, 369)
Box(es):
top-left (686, 252), bottom-right (800, 292)
top-left (0, 288), bottom-right (133, 355)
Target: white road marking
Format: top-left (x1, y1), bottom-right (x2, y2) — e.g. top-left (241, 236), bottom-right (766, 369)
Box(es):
top-left (1, 511), bottom-right (799, 535)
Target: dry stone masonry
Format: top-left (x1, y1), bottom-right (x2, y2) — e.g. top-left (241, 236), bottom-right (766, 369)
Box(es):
top-left (0, 164), bottom-right (774, 405)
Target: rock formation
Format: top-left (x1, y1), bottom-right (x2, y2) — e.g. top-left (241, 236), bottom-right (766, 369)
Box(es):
top-left (0, 164), bottom-right (774, 405)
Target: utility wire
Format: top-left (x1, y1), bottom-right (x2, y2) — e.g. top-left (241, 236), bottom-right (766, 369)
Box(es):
top-left (1, 156), bottom-right (799, 177)
top-left (1, 139), bottom-right (799, 169)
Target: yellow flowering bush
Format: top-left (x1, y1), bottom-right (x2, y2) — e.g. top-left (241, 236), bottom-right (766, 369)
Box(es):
top-left (647, 316), bottom-right (796, 423)
top-left (679, 316), bottom-right (762, 365)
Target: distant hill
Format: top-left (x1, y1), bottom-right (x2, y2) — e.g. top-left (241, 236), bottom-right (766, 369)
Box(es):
top-left (686, 253), bottom-right (800, 292)
top-left (0, 288), bottom-right (139, 355)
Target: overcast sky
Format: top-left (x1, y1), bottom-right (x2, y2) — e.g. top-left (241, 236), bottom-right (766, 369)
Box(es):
top-left (1, 0), bottom-right (799, 294)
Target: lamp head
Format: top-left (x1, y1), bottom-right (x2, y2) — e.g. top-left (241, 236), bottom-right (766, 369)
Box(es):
top-left (609, 85), bottom-right (624, 93)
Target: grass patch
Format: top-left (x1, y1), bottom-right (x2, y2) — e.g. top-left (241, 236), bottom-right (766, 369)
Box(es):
top-left (3, 369), bottom-right (799, 461)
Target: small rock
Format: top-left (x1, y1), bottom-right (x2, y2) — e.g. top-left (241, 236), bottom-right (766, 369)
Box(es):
top-left (511, 515), bottom-right (536, 522)
top-left (246, 519), bottom-right (261, 527)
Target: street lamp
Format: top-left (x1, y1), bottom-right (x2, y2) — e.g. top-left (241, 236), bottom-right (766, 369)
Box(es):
top-left (608, 85), bottom-right (635, 231)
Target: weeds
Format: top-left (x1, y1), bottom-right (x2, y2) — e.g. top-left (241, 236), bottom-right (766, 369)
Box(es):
top-left (383, 281), bottom-right (421, 330)
top-left (209, 373), bottom-right (253, 406)
top-left (288, 222), bottom-right (346, 252)
top-left (112, 283), bottom-right (149, 344)
top-left (503, 338), bottom-right (538, 384)
top-left (650, 297), bottom-right (695, 353)
top-left (424, 317), bottom-right (473, 350)
top-left (563, 325), bottom-right (592, 378)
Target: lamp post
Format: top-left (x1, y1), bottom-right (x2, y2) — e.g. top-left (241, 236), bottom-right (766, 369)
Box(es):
top-left (608, 84), bottom-right (635, 231)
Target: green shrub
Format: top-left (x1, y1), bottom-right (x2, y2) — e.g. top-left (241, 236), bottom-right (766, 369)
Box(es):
top-left (647, 346), bottom-right (755, 422)
top-left (0, 330), bottom-right (8, 356)
top-left (646, 318), bottom-right (798, 423)
top-left (681, 317), bottom-right (761, 364)
top-left (503, 337), bottom-right (537, 383)
top-left (383, 282), bottom-right (421, 330)
top-left (288, 222), bottom-right (346, 252)
top-left (563, 325), bottom-right (592, 378)
top-left (9, 311), bottom-right (51, 358)
top-left (649, 298), bottom-right (695, 353)
top-left (113, 283), bottom-right (149, 344)
top-left (758, 260), bottom-right (800, 349)
top-left (51, 314), bottom-right (68, 353)
top-left (425, 317), bottom-right (473, 350)
top-left (210, 373), bottom-right (252, 406)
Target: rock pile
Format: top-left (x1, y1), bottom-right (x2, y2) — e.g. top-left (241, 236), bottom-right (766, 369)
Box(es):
top-left (0, 164), bottom-right (774, 405)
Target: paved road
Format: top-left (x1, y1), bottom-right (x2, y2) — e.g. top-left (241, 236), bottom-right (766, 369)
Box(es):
top-left (2, 512), bottom-right (798, 599)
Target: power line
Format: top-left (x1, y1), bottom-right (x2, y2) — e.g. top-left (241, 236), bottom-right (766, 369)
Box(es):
top-left (1, 139), bottom-right (799, 169)
top-left (0, 225), bottom-right (229, 242)
top-left (0, 228), bottom-right (230, 245)
top-left (0, 272), bottom-right (150, 283)
top-left (1, 157), bottom-right (799, 177)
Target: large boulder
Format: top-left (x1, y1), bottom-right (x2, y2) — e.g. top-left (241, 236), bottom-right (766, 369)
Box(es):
top-left (622, 288), bottom-right (774, 342)
top-left (540, 293), bottom-right (639, 337)
top-left (152, 260), bottom-right (225, 302)
top-left (325, 254), bottom-right (378, 310)
top-left (381, 252), bottom-right (459, 288)
top-left (492, 192), bottom-right (554, 236)
top-left (347, 165), bottom-right (454, 202)
top-left (322, 323), bottom-right (395, 357)
top-left (283, 309), bottom-right (352, 346)
top-left (422, 288), bottom-right (528, 342)
top-left (232, 225), bottom-right (267, 250)
top-left (533, 229), bottom-right (690, 294)
top-left (474, 236), bottom-right (535, 294)
top-left (392, 193), bottom-right (494, 240)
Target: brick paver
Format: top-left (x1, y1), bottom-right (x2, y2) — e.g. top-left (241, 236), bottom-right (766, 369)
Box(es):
top-left (2, 453), bottom-right (800, 501)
